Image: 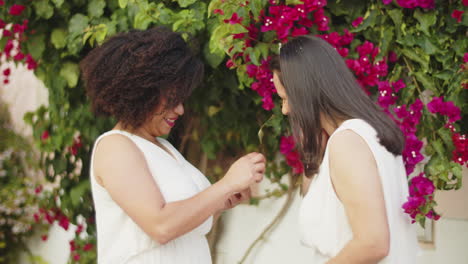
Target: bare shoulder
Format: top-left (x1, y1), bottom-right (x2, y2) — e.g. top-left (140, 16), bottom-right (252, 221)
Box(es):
top-left (96, 133), bottom-right (137, 152)
top-left (328, 129), bottom-right (377, 179)
top-left (329, 129), bottom-right (373, 161)
top-left (93, 133), bottom-right (147, 183)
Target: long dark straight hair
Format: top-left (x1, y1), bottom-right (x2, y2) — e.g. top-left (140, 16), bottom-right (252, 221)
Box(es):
top-left (277, 35), bottom-right (405, 177)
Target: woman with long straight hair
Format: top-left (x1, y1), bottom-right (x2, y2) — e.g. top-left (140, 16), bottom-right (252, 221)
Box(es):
top-left (271, 35), bottom-right (418, 263)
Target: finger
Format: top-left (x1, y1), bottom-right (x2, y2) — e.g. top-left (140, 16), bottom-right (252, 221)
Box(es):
top-left (249, 153), bottom-right (266, 164)
top-left (254, 173), bottom-right (264, 183)
top-left (240, 188), bottom-right (252, 200)
top-left (225, 198), bottom-right (233, 209)
top-left (253, 163), bottom-right (265, 174)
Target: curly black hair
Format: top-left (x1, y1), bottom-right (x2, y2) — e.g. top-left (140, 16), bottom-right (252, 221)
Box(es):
top-left (80, 27), bottom-right (204, 129)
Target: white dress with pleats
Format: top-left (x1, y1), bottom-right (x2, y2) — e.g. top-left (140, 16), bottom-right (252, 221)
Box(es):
top-left (90, 130), bottom-right (213, 264)
top-left (299, 119), bottom-right (418, 263)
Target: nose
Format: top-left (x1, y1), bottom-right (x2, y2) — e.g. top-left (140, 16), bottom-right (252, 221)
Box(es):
top-left (174, 103), bottom-right (184, 116)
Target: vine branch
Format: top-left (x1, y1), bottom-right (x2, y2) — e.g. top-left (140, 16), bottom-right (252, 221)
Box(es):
top-left (238, 173), bottom-right (296, 263)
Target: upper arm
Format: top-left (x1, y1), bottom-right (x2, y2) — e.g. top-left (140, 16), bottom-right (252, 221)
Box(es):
top-left (328, 130), bottom-right (389, 245)
top-left (93, 134), bottom-right (165, 237)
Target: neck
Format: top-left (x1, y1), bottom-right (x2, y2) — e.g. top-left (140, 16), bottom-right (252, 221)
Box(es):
top-left (114, 122), bottom-right (157, 144)
top-left (321, 115), bottom-right (344, 137)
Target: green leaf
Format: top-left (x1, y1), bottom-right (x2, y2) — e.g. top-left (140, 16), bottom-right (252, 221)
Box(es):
top-left (134, 10), bottom-right (153, 30)
top-left (33, 0), bottom-right (54, 19)
top-left (177, 0), bottom-right (197, 8)
top-left (207, 0), bottom-right (221, 18)
top-left (377, 27), bottom-right (394, 61)
top-left (88, 0), bottom-right (106, 18)
top-left (286, 0), bottom-right (302, 4)
top-left (414, 72), bottom-right (436, 93)
top-left (203, 42), bottom-right (225, 68)
top-left (52, 0), bottom-right (64, 8)
top-left (59, 62), bottom-right (80, 88)
top-left (26, 34), bottom-right (46, 59)
top-left (437, 127), bottom-right (453, 151)
top-left (70, 180), bottom-right (90, 207)
top-left (118, 0), bottom-right (128, 9)
top-left (432, 139), bottom-right (446, 158)
top-left (51, 28), bottom-right (68, 49)
top-left (433, 70), bottom-right (453, 81)
top-left (352, 9), bottom-right (377, 32)
top-left (418, 36), bottom-right (437, 55)
top-left (250, 0), bottom-right (267, 19)
top-left (94, 24), bottom-right (108, 45)
top-left (414, 9), bottom-right (436, 36)
top-left (69, 14), bottom-right (89, 36)
top-left (401, 48), bottom-right (429, 72)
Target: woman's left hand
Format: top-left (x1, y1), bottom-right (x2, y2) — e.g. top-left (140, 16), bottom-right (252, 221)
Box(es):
top-left (222, 188), bottom-right (251, 210)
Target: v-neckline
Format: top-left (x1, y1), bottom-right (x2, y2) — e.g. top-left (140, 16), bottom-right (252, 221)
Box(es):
top-left (111, 130), bottom-right (180, 164)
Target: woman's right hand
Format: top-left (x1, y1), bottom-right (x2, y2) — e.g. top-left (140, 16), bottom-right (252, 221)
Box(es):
top-left (223, 152), bottom-right (265, 193)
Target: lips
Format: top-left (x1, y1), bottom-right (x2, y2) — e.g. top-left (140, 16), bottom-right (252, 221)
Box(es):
top-left (164, 117), bottom-right (178, 127)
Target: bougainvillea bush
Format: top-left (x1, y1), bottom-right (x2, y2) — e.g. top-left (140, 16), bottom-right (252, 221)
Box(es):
top-left (0, 0), bottom-right (466, 262)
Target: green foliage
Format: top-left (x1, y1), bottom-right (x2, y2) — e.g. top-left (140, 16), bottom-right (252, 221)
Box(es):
top-left (3, 0), bottom-right (466, 261)
top-left (0, 102), bottom-right (43, 263)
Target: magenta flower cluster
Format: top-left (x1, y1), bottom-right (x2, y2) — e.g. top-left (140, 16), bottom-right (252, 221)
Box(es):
top-left (247, 59), bottom-right (276, 110)
top-left (402, 173), bottom-right (439, 223)
top-left (280, 136), bottom-right (304, 174)
top-left (383, 0), bottom-right (435, 9)
top-left (261, 0), bottom-right (329, 42)
top-left (216, 0), bottom-right (465, 224)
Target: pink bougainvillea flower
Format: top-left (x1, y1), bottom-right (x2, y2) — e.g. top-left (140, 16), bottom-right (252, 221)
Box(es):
top-left (382, 0), bottom-right (392, 4)
top-left (443, 101), bottom-right (461, 123)
top-left (13, 52), bottom-right (25, 61)
top-left (426, 210), bottom-right (441, 220)
top-left (352, 17), bottom-right (363, 27)
top-left (3, 68), bottom-right (11, 76)
top-left (451, 10), bottom-right (464, 23)
top-left (213, 9), bottom-right (224, 15)
top-left (25, 54), bottom-right (38, 70)
top-left (224, 12), bottom-right (243, 24)
top-left (9, 4), bottom-right (26, 16)
top-left (0, 19), bottom-right (5, 29)
top-left (396, 0), bottom-right (434, 9)
top-left (41, 130), bottom-right (50, 140)
top-left (226, 59), bottom-right (234, 69)
top-left (403, 134), bottom-right (424, 166)
top-left (291, 27), bottom-right (308, 37)
top-left (83, 243), bottom-right (93, 251)
top-left (392, 80), bottom-right (406, 92)
top-left (464, 0), bottom-right (468, 6)
top-left (388, 51), bottom-right (398, 62)
top-left (2, 29), bottom-right (11, 37)
top-left (409, 173), bottom-right (435, 196)
top-left (41, 235), bottom-right (48, 241)
top-left (464, 53), bottom-right (468, 63)
top-left (0, 1), bottom-right (4, 6)
top-left (280, 136), bottom-right (295, 154)
top-left (337, 47), bottom-right (349, 57)
top-left (427, 96), bottom-right (444, 113)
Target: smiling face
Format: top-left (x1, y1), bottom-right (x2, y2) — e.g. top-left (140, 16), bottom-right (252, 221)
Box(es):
top-left (137, 100), bottom-right (185, 138)
top-left (273, 71), bottom-right (290, 115)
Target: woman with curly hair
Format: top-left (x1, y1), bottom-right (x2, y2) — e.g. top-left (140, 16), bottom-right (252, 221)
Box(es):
top-left (81, 27), bottom-right (265, 264)
top-left (271, 35), bottom-right (418, 263)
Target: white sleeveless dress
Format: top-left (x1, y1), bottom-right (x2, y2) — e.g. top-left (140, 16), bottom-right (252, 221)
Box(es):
top-left (90, 130), bottom-right (213, 264)
top-left (298, 119), bottom-right (418, 263)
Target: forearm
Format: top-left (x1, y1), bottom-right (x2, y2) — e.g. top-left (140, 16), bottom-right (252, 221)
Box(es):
top-left (326, 238), bottom-right (388, 264)
top-left (152, 180), bottom-right (232, 243)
